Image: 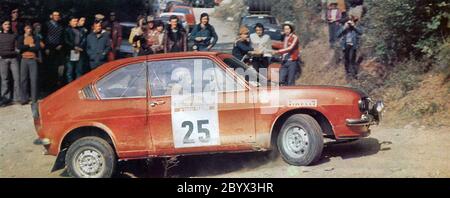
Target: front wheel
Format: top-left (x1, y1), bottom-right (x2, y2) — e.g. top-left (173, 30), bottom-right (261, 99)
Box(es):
top-left (66, 137), bottom-right (117, 178)
top-left (277, 114), bottom-right (324, 166)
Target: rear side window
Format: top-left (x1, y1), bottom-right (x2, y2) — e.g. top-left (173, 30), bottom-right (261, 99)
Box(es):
top-left (96, 63), bottom-right (147, 99)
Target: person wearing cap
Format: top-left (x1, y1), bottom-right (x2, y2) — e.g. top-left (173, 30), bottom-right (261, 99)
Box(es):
top-left (133, 17), bottom-right (157, 56)
top-left (272, 21), bottom-right (300, 86)
top-left (232, 26), bottom-right (254, 62)
top-left (189, 13), bottom-right (218, 51)
top-left (163, 15), bottom-right (187, 53)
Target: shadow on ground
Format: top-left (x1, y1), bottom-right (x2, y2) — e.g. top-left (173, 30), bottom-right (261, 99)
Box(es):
top-left (113, 138), bottom-right (385, 178)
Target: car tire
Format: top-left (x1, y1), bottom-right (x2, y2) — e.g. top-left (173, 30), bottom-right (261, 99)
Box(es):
top-left (277, 114), bottom-right (324, 166)
top-left (66, 137), bottom-right (116, 178)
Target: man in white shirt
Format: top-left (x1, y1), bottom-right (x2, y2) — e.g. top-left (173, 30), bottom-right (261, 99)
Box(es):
top-left (249, 23), bottom-right (272, 73)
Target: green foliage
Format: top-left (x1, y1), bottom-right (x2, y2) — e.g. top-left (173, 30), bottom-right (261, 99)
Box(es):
top-left (364, 0), bottom-right (449, 64)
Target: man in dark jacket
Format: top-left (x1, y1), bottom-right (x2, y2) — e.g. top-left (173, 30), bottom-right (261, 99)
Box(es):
top-left (337, 14), bottom-right (362, 80)
top-left (164, 16), bottom-right (187, 53)
top-left (64, 16), bottom-right (84, 83)
top-left (0, 19), bottom-right (20, 107)
top-left (86, 23), bottom-right (112, 69)
top-left (43, 11), bottom-right (64, 91)
top-left (10, 8), bottom-right (24, 35)
top-left (189, 13), bottom-right (218, 51)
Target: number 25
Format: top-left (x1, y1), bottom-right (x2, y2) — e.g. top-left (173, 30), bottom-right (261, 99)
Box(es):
top-left (182, 120), bottom-right (210, 144)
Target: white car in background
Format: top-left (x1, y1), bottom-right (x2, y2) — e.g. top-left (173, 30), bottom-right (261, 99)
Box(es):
top-left (159, 12), bottom-right (190, 32)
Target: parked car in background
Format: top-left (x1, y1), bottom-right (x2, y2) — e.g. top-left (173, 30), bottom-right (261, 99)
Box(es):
top-left (189, 0), bottom-right (215, 8)
top-left (170, 5), bottom-right (196, 32)
top-left (159, 12), bottom-right (190, 32)
top-left (240, 14), bottom-right (284, 50)
top-left (118, 22), bottom-right (136, 58)
top-left (165, 0), bottom-right (191, 12)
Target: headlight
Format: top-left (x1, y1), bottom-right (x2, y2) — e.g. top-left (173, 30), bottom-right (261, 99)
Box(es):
top-left (358, 98), bottom-right (371, 112)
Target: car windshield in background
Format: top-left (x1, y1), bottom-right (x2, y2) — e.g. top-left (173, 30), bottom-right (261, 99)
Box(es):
top-left (173, 8), bottom-right (190, 14)
top-left (122, 26), bottom-right (133, 40)
top-left (242, 16), bottom-right (277, 27)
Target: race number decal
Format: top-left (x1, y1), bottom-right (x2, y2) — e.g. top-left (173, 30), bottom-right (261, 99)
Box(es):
top-left (172, 93), bottom-right (220, 148)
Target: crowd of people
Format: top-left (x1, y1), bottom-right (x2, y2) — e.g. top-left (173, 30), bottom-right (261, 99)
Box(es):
top-left (0, 7), bottom-right (220, 108)
top-left (0, 1), bottom-right (366, 108)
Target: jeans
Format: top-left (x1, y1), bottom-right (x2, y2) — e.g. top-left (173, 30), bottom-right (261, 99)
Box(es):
top-left (66, 60), bottom-right (84, 83)
top-left (279, 60), bottom-right (299, 86)
top-left (328, 22), bottom-right (341, 45)
top-left (344, 45), bottom-right (358, 79)
top-left (20, 58), bottom-right (39, 103)
top-left (43, 49), bottom-right (65, 92)
top-left (0, 57), bottom-right (20, 102)
top-left (252, 57), bottom-right (270, 73)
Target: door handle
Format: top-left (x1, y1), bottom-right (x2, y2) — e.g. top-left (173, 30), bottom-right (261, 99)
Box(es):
top-left (150, 100), bottom-right (166, 107)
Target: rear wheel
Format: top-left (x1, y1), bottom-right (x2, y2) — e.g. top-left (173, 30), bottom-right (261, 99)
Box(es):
top-left (277, 114), bottom-right (324, 166)
top-left (66, 137), bottom-right (116, 178)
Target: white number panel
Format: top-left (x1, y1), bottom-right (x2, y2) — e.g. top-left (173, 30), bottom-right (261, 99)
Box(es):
top-left (171, 93), bottom-right (220, 148)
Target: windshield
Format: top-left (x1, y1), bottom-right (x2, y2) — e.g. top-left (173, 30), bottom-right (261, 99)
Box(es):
top-left (242, 16), bottom-right (277, 27)
top-left (219, 55), bottom-right (276, 87)
top-left (173, 8), bottom-right (190, 14)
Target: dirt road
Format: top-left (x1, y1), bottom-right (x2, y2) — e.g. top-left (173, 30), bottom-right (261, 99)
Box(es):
top-left (1, 2), bottom-right (449, 178)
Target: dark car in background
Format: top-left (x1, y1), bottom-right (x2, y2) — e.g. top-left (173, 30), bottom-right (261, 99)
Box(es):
top-left (240, 14), bottom-right (284, 49)
top-left (118, 22), bottom-right (136, 58)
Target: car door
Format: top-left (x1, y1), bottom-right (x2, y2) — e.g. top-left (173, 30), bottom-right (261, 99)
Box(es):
top-left (93, 61), bottom-right (151, 158)
top-left (147, 58), bottom-right (256, 155)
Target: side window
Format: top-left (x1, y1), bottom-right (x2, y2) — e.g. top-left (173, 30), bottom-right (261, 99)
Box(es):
top-left (148, 58), bottom-right (245, 97)
top-left (96, 63), bottom-right (146, 99)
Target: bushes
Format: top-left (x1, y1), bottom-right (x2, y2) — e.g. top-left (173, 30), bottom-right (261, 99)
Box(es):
top-left (363, 0), bottom-right (449, 64)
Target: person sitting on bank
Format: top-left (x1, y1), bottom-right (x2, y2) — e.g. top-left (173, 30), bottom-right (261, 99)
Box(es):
top-left (189, 13), bottom-right (218, 51)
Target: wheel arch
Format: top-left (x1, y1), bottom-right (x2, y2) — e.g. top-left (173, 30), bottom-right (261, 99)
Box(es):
top-left (269, 108), bottom-right (335, 148)
top-left (59, 124), bottom-right (118, 155)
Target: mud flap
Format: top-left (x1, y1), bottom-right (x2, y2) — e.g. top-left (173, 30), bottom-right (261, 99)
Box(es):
top-left (51, 148), bottom-right (67, 172)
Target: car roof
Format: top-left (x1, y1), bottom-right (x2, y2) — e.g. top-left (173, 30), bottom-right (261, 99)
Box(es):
top-left (120, 22), bottom-right (137, 27)
top-left (172, 5), bottom-right (192, 9)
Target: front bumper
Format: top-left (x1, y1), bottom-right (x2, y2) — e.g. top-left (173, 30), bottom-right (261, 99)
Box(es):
top-left (346, 100), bottom-right (384, 127)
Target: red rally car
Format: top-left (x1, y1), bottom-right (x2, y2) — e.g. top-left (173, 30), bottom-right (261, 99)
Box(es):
top-left (33, 52), bottom-right (384, 178)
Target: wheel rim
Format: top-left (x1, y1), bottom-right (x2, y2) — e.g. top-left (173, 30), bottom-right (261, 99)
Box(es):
top-left (282, 126), bottom-right (310, 158)
top-left (74, 148), bottom-right (105, 178)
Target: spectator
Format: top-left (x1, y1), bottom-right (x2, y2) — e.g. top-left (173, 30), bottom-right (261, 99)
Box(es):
top-left (0, 19), bottom-right (20, 107)
top-left (33, 22), bottom-right (45, 64)
top-left (43, 11), bottom-right (64, 91)
top-left (10, 8), bottom-right (24, 35)
top-left (189, 13), bottom-right (218, 51)
top-left (164, 15), bottom-right (187, 53)
top-left (77, 17), bottom-right (89, 74)
top-left (105, 12), bottom-right (122, 60)
top-left (232, 26), bottom-right (254, 61)
top-left (18, 24), bottom-right (43, 105)
top-left (129, 16), bottom-right (146, 57)
top-left (272, 21), bottom-right (300, 86)
top-left (327, 2), bottom-right (342, 47)
top-left (250, 23), bottom-right (272, 72)
top-left (151, 21), bottom-right (166, 54)
top-left (64, 16), bottom-right (84, 83)
top-left (134, 18), bottom-right (156, 56)
top-left (337, 13), bottom-right (362, 80)
top-left (86, 22), bottom-right (112, 69)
